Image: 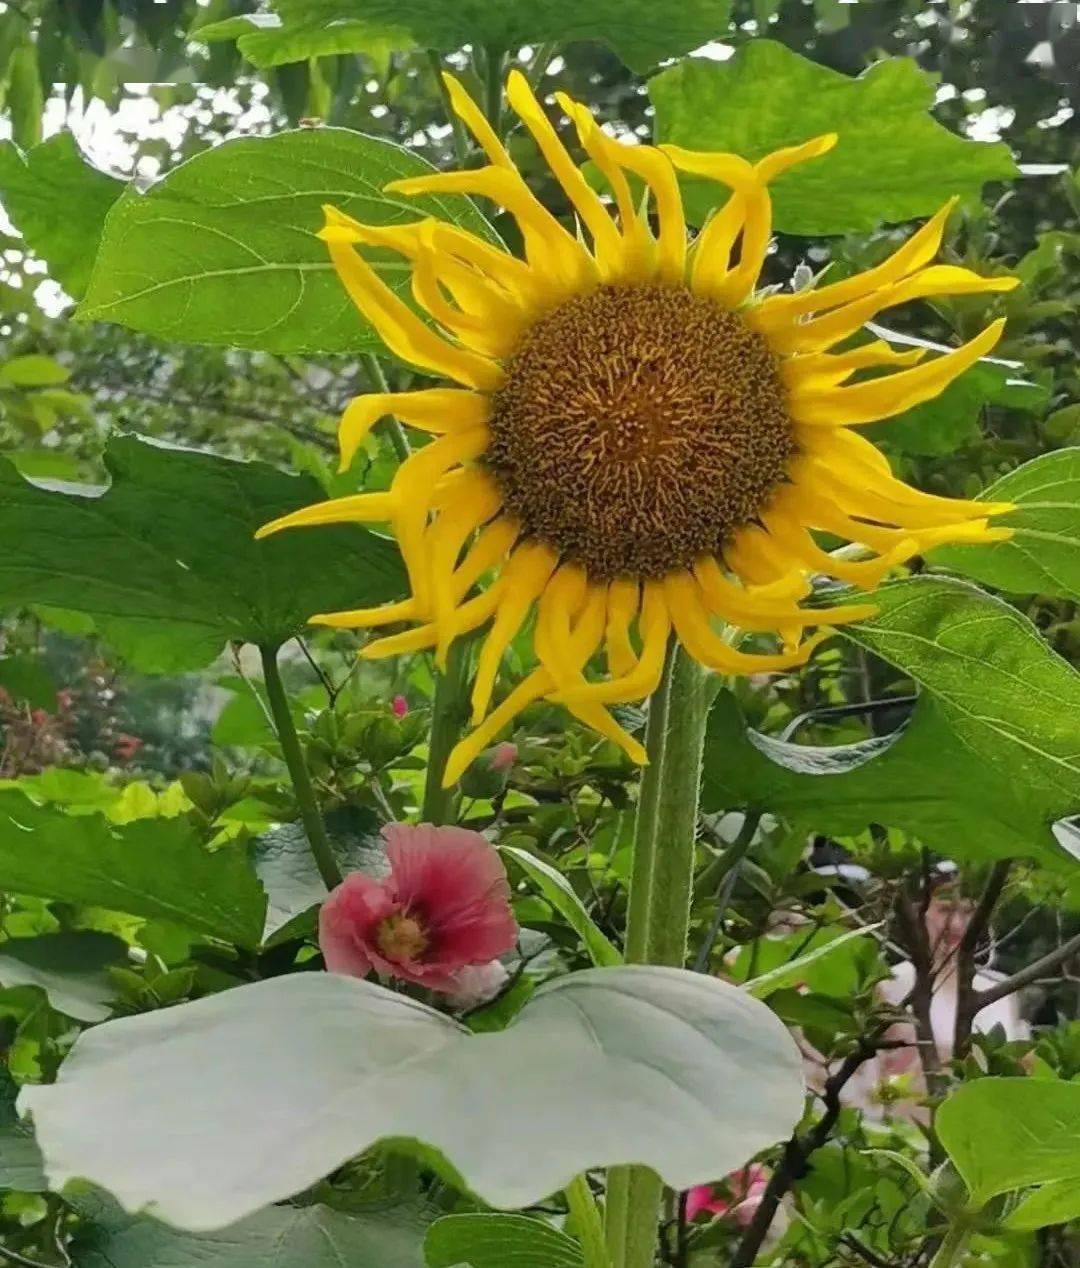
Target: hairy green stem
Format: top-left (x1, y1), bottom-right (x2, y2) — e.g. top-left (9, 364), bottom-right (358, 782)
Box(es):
top-left (426, 48), bottom-right (468, 164)
top-left (421, 637), bottom-right (472, 824)
top-left (361, 353), bottom-right (410, 464)
top-left (606, 644), bottom-right (713, 1268)
top-left (260, 644), bottom-right (342, 891)
top-left (566, 1174), bottom-right (610, 1268)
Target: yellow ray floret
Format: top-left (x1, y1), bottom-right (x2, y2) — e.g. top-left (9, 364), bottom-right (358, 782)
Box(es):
top-left (257, 71), bottom-right (1017, 784)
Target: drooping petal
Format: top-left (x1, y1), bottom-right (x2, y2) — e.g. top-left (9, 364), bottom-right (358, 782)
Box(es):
top-left (338, 389), bottom-right (490, 471)
top-left (254, 492), bottom-right (397, 539)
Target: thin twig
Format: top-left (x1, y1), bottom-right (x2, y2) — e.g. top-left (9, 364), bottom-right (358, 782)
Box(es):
top-left (729, 1035), bottom-right (895, 1268)
top-left (953, 861), bottom-right (1011, 1059)
top-left (973, 929), bottom-right (1080, 1010)
top-left (0, 1244), bottom-right (57, 1268)
top-left (839, 1233), bottom-right (895, 1268)
top-left (693, 810), bottom-right (761, 972)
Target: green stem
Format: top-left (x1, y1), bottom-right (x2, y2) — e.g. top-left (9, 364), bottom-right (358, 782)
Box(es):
top-left (482, 45), bottom-right (506, 139)
top-left (929, 1221), bottom-right (971, 1268)
top-left (426, 48), bottom-right (468, 164)
top-left (361, 353), bottom-right (410, 464)
top-left (526, 41), bottom-right (557, 93)
top-left (606, 644), bottom-right (713, 1268)
top-left (260, 644), bottom-right (342, 891)
top-left (421, 637), bottom-right (472, 824)
top-left (565, 1174), bottom-right (611, 1268)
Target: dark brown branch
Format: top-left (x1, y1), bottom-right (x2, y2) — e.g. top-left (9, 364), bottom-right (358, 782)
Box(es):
top-left (953, 861), bottom-right (1011, 1060)
top-left (839, 1233), bottom-right (895, 1268)
top-left (973, 929), bottom-right (1080, 1011)
top-left (728, 1035), bottom-right (897, 1268)
top-left (892, 885), bottom-right (946, 1097)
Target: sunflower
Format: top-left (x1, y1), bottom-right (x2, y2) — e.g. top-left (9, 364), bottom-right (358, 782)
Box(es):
top-left (257, 72), bottom-right (1016, 787)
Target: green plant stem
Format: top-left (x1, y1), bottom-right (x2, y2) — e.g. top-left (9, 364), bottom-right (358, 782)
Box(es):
top-left (421, 637), bottom-right (472, 823)
top-left (426, 48), bottom-right (468, 163)
top-left (565, 1174), bottom-right (611, 1268)
top-left (483, 45), bottom-right (506, 139)
top-left (606, 643), bottom-right (713, 1268)
top-left (361, 353), bottom-right (410, 464)
top-left (260, 644), bottom-right (342, 891)
top-left (928, 1221), bottom-right (971, 1268)
top-left (527, 41), bottom-right (557, 92)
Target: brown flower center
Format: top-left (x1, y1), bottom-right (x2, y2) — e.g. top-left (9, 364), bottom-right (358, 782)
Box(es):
top-left (486, 284), bottom-right (796, 580)
top-left (375, 912), bottom-right (428, 962)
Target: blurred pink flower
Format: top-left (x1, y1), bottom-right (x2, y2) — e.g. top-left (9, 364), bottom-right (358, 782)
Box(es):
top-left (391, 694), bottom-right (409, 718)
top-left (489, 741), bottom-right (518, 773)
top-left (319, 824), bottom-right (517, 994)
top-left (443, 960), bottom-right (510, 1010)
top-left (685, 1164), bottom-right (770, 1225)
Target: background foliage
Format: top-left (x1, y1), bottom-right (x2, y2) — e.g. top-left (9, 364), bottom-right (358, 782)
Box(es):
top-left (0, 0), bottom-right (1078, 1265)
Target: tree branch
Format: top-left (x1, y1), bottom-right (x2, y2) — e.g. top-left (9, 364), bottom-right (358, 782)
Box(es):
top-left (973, 928), bottom-right (1080, 1011)
top-left (728, 1035), bottom-right (896, 1268)
top-left (953, 861), bottom-right (1011, 1059)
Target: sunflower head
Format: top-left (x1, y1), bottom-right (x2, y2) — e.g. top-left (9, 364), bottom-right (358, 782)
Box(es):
top-left (257, 69), bottom-right (1017, 786)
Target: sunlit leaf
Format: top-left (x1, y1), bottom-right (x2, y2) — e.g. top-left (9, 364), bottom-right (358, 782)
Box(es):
top-left (0, 434), bottom-right (406, 672)
top-left (78, 129), bottom-right (498, 354)
top-left (0, 793), bottom-right (266, 947)
top-left (23, 968), bottom-right (803, 1230)
top-left (193, 0), bottom-right (734, 74)
top-left (938, 1078), bottom-right (1080, 1208)
top-left (650, 42), bottom-right (1018, 234)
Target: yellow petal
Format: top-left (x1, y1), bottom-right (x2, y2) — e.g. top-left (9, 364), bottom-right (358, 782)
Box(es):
top-left (757, 197), bottom-right (958, 326)
top-left (321, 223), bottom-right (503, 390)
top-left (255, 491), bottom-right (396, 539)
top-left (694, 555), bottom-right (875, 630)
top-left (441, 73), bottom-right (514, 168)
top-left (556, 581), bottom-right (670, 706)
top-left (506, 70), bottom-right (624, 278)
top-left (444, 669), bottom-right (553, 787)
top-left (789, 319), bottom-right (1007, 426)
top-left (470, 543), bottom-right (559, 723)
top-left (604, 577), bottom-right (643, 677)
top-left (309, 597), bottom-right (420, 629)
top-left (780, 341), bottom-right (927, 393)
top-left (752, 133), bottom-right (838, 182)
top-left (338, 389), bottom-right (489, 471)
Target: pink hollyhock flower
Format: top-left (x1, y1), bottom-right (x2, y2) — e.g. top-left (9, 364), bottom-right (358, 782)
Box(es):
top-left (319, 823), bottom-right (517, 994)
top-left (489, 741), bottom-right (518, 773)
top-left (391, 694), bottom-right (409, 718)
top-left (443, 960), bottom-right (510, 1011)
top-left (685, 1164), bottom-right (771, 1225)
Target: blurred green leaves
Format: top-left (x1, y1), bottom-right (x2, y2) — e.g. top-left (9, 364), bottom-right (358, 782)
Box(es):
top-left (0, 792), bottom-right (266, 946)
top-left (79, 129), bottom-right (497, 354)
top-left (425, 1213), bottom-right (584, 1268)
top-left (651, 42), bottom-right (1018, 235)
top-left (0, 434), bottom-right (406, 672)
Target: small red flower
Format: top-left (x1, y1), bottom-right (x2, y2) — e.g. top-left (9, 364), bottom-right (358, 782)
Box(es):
top-left (319, 824), bottom-right (517, 994)
top-left (685, 1164), bottom-right (771, 1224)
top-left (391, 694), bottom-right (409, 718)
top-left (489, 741), bottom-right (518, 773)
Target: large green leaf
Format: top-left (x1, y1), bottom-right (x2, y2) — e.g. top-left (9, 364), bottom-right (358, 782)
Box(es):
top-left (78, 129), bottom-right (497, 354)
top-left (704, 575), bottom-right (1080, 865)
top-left (701, 693), bottom-right (1067, 865)
top-left (650, 42), bottom-right (1018, 235)
top-left (0, 793), bottom-right (266, 947)
top-left (25, 967), bottom-right (803, 1230)
top-left (196, 0), bottom-right (733, 74)
top-left (0, 434), bottom-right (406, 672)
top-left (836, 577), bottom-right (1080, 825)
top-left (0, 133), bottom-right (123, 300)
top-left (73, 1198), bottom-right (427, 1268)
top-left (938, 1078), bottom-right (1080, 1208)
top-left (0, 933), bottom-right (126, 1023)
top-left (425, 1213), bottom-right (584, 1268)
top-left (933, 449), bottom-right (1080, 602)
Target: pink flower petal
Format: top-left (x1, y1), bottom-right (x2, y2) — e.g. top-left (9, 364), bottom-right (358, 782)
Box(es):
top-left (384, 824), bottom-right (517, 967)
top-left (318, 872), bottom-right (396, 978)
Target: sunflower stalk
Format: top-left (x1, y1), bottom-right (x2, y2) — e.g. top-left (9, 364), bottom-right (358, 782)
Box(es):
top-left (606, 642), bottom-right (713, 1268)
top-left (259, 644), bottom-right (342, 891)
